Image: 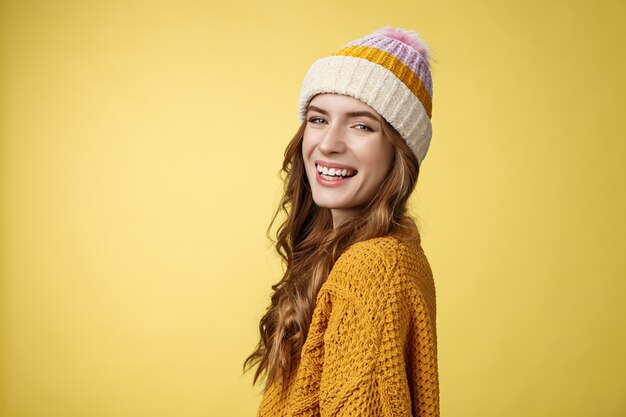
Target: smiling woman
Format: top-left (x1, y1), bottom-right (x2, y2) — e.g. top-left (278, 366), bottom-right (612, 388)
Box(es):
top-left (243, 25), bottom-right (439, 417)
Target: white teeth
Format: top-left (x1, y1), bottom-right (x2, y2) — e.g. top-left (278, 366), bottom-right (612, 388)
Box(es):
top-left (316, 163), bottom-right (356, 178)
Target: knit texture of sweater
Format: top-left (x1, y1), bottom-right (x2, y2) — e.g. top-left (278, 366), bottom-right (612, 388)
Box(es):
top-left (256, 235), bottom-right (440, 416)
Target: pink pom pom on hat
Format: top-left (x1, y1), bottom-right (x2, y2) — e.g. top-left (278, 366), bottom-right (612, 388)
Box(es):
top-left (372, 25), bottom-right (431, 63)
top-left (298, 26), bottom-right (434, 166)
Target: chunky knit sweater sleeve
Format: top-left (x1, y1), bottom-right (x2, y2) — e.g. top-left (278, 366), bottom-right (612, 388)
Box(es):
top-left (256, 235), bottom-right (439, 417)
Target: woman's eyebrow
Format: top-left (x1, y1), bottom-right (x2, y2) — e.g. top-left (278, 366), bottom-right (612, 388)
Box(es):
top-left (307, 105), bottom-right (380, 122)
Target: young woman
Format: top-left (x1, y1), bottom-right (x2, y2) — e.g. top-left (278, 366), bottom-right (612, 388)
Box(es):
top-left (244, 25), bottom-right (440, 416)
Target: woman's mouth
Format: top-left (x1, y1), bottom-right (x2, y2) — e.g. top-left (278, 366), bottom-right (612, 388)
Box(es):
top-left (315, 162), bottom-right (357, 178)
top-left (315, 162), bottom-right (358, 186)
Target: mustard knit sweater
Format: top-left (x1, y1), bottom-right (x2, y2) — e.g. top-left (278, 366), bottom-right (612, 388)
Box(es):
top-left (256, 235), bottom-right (440, 417)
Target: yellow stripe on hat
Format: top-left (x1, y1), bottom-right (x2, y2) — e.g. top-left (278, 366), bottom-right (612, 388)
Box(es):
top-left (332, 45), bottom-right (432, 119)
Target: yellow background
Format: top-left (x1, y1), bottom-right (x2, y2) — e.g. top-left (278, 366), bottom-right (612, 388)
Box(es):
top-left (1, 0), bottom-right (625, 416)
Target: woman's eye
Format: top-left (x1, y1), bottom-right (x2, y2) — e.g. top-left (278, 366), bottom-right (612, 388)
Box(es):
top-left (355, 123), bottom-right (373, 131)
top-left (308, 116), bottom-right (326, 124)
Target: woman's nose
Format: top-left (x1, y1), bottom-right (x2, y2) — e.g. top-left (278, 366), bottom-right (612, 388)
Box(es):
top-left (318, 123), bottom-right (346, 154)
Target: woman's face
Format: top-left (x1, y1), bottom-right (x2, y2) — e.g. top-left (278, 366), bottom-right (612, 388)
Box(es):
top-left (302, 93), bottom-right (395, 226)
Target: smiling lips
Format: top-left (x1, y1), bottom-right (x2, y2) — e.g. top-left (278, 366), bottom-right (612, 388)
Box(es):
top-left (314, 161), bottom-right (358, 187)
top-left (315, 161), bottom-right (358, 178)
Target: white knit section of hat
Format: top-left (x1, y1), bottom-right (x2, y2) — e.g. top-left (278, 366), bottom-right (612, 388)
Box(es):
top-left (298, 55), bottom-right (432, 166)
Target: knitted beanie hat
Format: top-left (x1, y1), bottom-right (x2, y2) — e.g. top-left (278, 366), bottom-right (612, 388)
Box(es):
top-left (298, 26), bottom-right (433, 166)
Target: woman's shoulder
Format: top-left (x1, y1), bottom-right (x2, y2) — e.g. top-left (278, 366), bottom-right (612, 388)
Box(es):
top-left (340, 233), bottom-right (427, 271)
top-left (326, 233), bottom-right (430, 298)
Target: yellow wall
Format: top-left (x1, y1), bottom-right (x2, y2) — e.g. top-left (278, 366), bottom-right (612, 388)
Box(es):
top-left (1, 0), bottom-right (624, 416)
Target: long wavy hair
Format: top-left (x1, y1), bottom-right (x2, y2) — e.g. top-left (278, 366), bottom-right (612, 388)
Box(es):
top-left (242, 115), bottom-right (422, 394)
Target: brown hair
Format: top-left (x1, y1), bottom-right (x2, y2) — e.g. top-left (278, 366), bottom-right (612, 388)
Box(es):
top-left (242, 117), bottom-right (421, 394)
